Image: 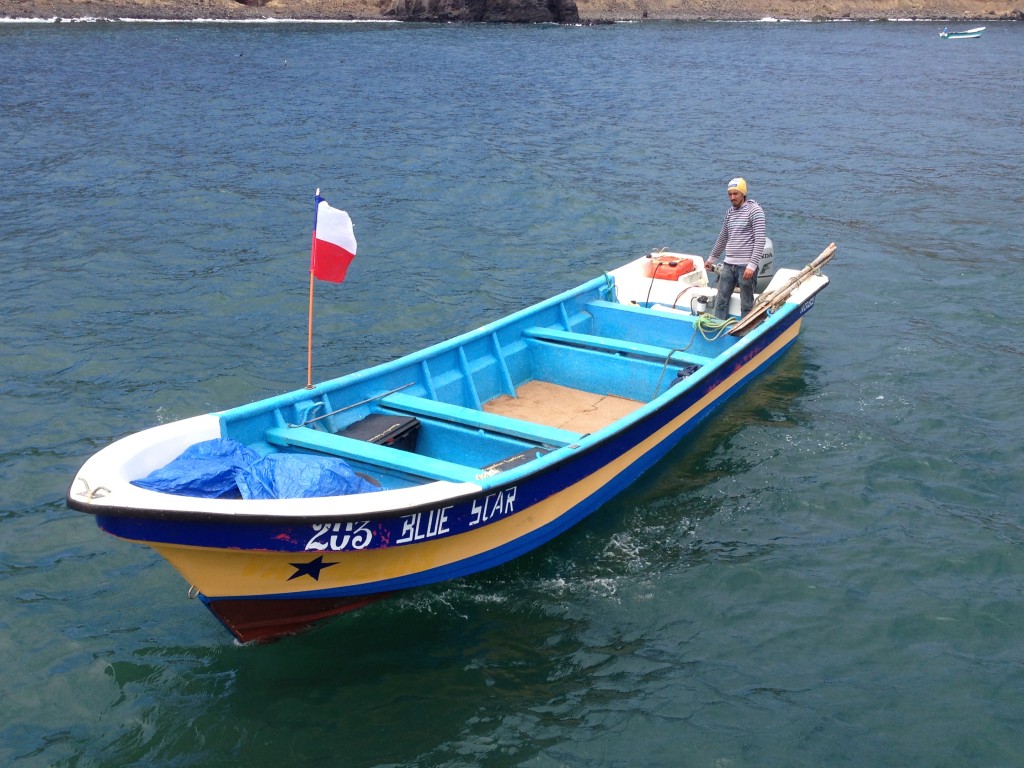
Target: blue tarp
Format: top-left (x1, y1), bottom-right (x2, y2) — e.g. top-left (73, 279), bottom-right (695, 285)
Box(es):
top-left (131, 438), bottom-right (379, 500)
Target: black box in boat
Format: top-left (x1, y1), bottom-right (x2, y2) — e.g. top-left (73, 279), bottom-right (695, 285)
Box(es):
top-left (338, 414), bottom-right (420, 452)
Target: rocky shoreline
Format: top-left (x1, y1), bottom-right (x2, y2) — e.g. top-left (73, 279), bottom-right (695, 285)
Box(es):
top-left (1, 0), bottom-right (1020, 24)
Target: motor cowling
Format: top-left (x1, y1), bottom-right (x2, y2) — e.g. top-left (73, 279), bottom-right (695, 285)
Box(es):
top-left (755, 237), bottom-right (775, 293)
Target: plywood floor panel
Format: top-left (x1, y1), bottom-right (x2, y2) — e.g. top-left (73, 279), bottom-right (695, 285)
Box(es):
top-left (484, 380), bottom-right (642, 434)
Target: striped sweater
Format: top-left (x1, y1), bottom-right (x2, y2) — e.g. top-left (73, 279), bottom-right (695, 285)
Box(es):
top-left (709, 199), bottom-right (766, 269)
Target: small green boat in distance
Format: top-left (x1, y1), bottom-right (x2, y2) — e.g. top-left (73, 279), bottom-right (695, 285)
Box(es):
top-left (939, 26), bottom-right (985, 39)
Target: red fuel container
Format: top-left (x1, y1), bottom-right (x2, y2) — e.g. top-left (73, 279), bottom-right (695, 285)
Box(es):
top-left (644, 256), bottom-right (695, 280)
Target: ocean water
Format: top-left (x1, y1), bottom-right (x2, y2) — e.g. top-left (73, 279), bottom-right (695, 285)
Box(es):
top-left (2, 18), bottom-right (1023, 767)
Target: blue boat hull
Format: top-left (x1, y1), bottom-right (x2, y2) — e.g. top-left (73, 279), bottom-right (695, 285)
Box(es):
top-left (69, 249), bottom-right (831, 642)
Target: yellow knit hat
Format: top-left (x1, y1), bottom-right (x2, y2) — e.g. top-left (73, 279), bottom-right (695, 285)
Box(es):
top-left (727, 177), bottom-right (747, 196)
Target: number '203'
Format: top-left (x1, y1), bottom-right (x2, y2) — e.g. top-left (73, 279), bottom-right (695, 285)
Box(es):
top-left (306, 522), bottom-right (373, 551)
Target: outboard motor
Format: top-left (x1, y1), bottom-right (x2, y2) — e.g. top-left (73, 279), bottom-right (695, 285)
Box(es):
top-left (755, 237), bottom-right (775, 293)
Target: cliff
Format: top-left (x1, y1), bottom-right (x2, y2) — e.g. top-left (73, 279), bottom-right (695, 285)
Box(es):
top-left (1, 0), bottom-right (1020, 25)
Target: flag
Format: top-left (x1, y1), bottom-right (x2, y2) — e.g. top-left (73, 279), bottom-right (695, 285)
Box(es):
top-left (310, 194), bottom-right (357, 283)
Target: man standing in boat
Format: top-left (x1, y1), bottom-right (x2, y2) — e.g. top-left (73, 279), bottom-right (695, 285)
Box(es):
top-left (705, 177), bottom-right (766, 320)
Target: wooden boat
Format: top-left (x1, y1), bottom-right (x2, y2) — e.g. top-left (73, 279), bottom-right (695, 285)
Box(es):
top-left (67, 243), bottom-right (835, 643)
top-left (939, 26), bottom-right (985, 39)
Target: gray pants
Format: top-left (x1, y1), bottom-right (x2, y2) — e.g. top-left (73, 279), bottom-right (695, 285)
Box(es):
top-left (713, 263), bottom-right (755, 320)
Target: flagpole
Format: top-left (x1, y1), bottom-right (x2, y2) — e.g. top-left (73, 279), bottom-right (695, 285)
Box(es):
top-left (306, 188), bottom-right (320, 390)
top-left (306, 270), bottom-right (315, 389)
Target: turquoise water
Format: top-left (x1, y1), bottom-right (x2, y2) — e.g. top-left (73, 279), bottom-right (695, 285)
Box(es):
top-left (2, 19), bottom-right (1023, 767)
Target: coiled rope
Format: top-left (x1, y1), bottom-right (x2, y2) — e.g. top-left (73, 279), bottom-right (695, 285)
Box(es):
top-left (694, 313), bottom-right (738, 341)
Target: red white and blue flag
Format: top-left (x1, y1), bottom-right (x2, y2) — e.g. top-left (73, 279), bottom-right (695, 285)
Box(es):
top-left (310, 193), bottom-right (357, 283)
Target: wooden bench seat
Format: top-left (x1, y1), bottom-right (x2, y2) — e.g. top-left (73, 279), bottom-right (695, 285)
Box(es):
top-left (379, 392), bottom-right (580, 447)
top-left (265, 426), bottom-right (481, 483)
top-left (523, 326), bottom-right (712, 367)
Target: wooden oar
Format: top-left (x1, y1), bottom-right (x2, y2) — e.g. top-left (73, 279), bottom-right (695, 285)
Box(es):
top-left (728, 243), bottom-right (837, 337)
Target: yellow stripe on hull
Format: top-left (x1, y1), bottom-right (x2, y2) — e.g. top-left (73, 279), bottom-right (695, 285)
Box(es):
top-left (143, 319), bottom-right (802, 599)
